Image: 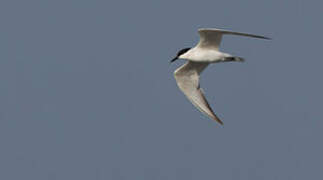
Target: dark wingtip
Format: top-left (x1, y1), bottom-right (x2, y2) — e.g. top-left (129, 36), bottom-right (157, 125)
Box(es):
top-left (213, 114), bottom-right (224, 125)
top-left (263, 36), bottom-right (272, 40)
top-left (253, 35), bottom-right (272, 40)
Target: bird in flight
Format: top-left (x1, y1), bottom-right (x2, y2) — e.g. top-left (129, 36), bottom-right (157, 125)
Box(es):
top-left (171, 28), bottom-right (270, 125)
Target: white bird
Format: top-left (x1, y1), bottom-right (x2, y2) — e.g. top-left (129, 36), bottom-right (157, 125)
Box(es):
top-left (171, 28), bottom-right (270, 125)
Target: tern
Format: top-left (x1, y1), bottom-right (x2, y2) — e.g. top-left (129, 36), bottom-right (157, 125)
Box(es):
top-left (171, 28), bottom-right (270, 125)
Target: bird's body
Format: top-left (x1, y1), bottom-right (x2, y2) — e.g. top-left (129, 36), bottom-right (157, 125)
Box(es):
top-left (179, 47), bottom-right (231, 62)
top-left (171, 28), bottom-right (270, 124)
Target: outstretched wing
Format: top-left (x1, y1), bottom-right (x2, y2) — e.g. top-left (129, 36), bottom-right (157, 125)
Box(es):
top-left (174, 61), bottom-right (223, 124)
top-left (197, 28), bottom-right (271, 50)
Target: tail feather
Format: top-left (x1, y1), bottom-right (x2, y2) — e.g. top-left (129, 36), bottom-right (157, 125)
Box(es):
top-left (225, 56), bottom-right (245, 62)
top-left (234, 56), bottom-right (245, 62)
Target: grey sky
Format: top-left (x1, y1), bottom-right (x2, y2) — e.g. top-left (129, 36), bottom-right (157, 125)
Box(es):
top-left (0, 0), bottom-right (322, 179)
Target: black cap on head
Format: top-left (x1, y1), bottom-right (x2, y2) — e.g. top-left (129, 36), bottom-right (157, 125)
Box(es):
top-left (170, 47), bottom-right (191, 63)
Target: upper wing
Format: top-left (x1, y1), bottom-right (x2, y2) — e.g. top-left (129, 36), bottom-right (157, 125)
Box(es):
top-left (174, 61), bottom-right (223, 124)
top-left (197, 28), bottom-right (271, 50)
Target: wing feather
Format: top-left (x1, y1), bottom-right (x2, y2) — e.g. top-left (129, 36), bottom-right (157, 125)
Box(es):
top-left (174, 61), bottom-right (223, 124)
top-left (197, 28), bottom-right (270, 49)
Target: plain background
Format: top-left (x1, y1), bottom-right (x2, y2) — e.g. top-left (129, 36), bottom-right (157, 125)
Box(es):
top-left (0, 0), bottom-right (322, 179)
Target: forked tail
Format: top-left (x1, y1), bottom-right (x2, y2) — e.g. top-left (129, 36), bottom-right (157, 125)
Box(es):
top-left (225, 56), bottom-right (245, 62)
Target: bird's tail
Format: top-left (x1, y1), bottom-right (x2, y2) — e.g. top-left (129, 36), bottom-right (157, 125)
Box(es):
top-left (234, 56), bottom-right (245, 62)
top-left (225, 56), bottom-right (245, 62)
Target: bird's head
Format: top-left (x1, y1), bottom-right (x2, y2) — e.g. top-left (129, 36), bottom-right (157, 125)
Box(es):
top-left (170, 47), bottom-right (191, 63)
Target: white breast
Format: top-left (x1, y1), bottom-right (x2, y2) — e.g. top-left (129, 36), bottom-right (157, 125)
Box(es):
top-left (179, 47), bottom-right (227, 62)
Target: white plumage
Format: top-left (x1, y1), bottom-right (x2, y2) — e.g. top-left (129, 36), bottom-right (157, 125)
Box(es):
top-left (172, 28), bottom-right (270, 124)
